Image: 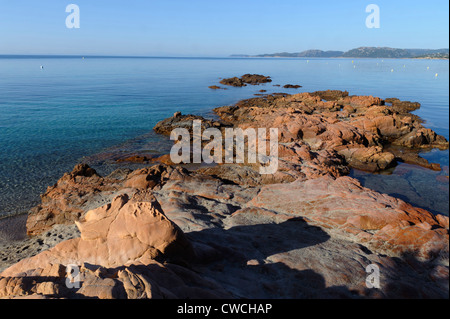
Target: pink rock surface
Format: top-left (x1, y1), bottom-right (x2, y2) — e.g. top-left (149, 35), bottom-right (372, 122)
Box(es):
top-left (248, 176), bottom-right (449, 259)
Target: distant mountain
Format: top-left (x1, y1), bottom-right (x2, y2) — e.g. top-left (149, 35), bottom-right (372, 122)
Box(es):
top-left (232, 47), bottom-right (449, 59)
top-left (413, 52), bottom-right (449, 59)
top-left (250, 50), bottom-right (344, 58)
top-left (342, 47), bottom-right (449, 59)
top-left (297, 50), bottom-right (345, 57)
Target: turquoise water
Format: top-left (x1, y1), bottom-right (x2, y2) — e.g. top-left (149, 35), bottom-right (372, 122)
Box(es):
top-left (0, 57), bottom-right (448, 217)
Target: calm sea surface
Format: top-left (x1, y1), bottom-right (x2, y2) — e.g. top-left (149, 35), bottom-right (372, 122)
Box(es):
top-left (0, 57), bottom-right (448, 217)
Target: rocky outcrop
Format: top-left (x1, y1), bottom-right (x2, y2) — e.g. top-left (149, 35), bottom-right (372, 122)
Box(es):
top-left (25, 164), bottom-right (193, 236)
top-left (214, 92), bottom-right (449, 172)
top-left (0, 194), bottom-right (228, 299)
top-left (5, 194), bottom-right (193, 274)
top-left (0, 261), bottom-right (231, 299)
top-left (1, 88), bottom-right (449, 299)
top-left (219, 74), bottom-right (272, 87)
top-left (311, 90), bottom-right (350, 101)
top-left (385, 98), bottom-right (421, 113)
top-left (240, 74), bottom-right (272, 85)
top-left (26, 164), bottom-right (124, 236)
top-left (283, 84), bottom-right (302, 89)
top-left (248, 176), bottom-right (449, 259)
top-left (3, 165), bottom-right (447, 299)
top-left (220, 77), bottom-right (246, 87)
top-left (208, 85), bottom-right (226, 90)
top-left (154, 113), bottom-right (228, 136)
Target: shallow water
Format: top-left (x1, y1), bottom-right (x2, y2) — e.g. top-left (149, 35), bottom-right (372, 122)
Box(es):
top-left (0, 57), bottom-right (448, 217)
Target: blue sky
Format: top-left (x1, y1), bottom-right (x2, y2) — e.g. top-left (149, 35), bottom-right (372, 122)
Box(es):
top-left (0, 0), bottom-right (448, 56)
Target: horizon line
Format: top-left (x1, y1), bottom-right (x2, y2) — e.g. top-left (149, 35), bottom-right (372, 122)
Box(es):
top-left (1, 46), bottom-right (448, 60)
top-left (0, 54), bottom-right (231, 59)
top-left (1, 54), bottom-right (448, 61)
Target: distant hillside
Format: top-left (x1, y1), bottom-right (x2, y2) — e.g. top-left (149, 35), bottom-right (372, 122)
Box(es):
top-left (233, 47), bottom-right (449, 59)
top-left (342, 47), bottom-right (449, 59)
top-left (248, 50), bottom-right (345, 58)
top-left (414, 52), bottom-right (449, 59)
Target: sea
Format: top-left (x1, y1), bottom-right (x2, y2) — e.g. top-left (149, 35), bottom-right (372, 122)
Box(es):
top-left (0, 56), bottom-right (448, 218)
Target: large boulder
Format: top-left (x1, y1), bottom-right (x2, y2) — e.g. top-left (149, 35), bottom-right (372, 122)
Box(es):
top-left (6, 194), bottom-right (193, 275)
top-left (0, 194), bottom-right (219, 299)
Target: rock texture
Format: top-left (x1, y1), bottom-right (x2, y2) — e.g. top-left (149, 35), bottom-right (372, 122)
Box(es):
top-left (153, 113), bottom-right (229, 137)
top-left (248, 176), bottom-right (448, 259)
top-left (1, 194), bottom-right (230, 299)
top-left (214, 91), bottom-right (448, 172)
top-left (4, 193), bottom-right (195, 271)
top-left (26, 164), bottom-right (194, 237)
top-left (26, 164), bottom-right (125, 236)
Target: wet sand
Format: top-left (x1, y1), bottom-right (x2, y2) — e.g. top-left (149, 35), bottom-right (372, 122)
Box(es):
top-left (0, 214), bottom-right (28, 243)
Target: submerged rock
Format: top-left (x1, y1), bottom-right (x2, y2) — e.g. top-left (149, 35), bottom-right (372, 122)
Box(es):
top-left (283, 84), bottom-right (302, 89)
top-left (220, 77), bottom-right (246, 87)
top-left (208, 85), bottom-right (226, 90)
top-left (240, 74), bottom-right (272, 85)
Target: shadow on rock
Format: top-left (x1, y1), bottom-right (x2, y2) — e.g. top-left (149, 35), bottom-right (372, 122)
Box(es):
top-left (379, 251), bottom-right (449, 299)
top-left (187, 217), bottom-right (365, 298)
top-left (187, 217), bottom-right (449, 299)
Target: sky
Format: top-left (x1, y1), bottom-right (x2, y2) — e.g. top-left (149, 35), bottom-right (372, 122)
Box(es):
top-left (0, 0), bottom-right (448, 56)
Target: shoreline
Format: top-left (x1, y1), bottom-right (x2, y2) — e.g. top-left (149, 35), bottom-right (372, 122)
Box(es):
top-left (2, 85), bottom-right (449, 234)
top-left (1, 85), bottom-right (448, 226)
top-left (1, 54), bottom-right (449, 61)
top-left (231, 56), bottom-right (450, 60)
top-left (0, 84), bottom-right (449, 299)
